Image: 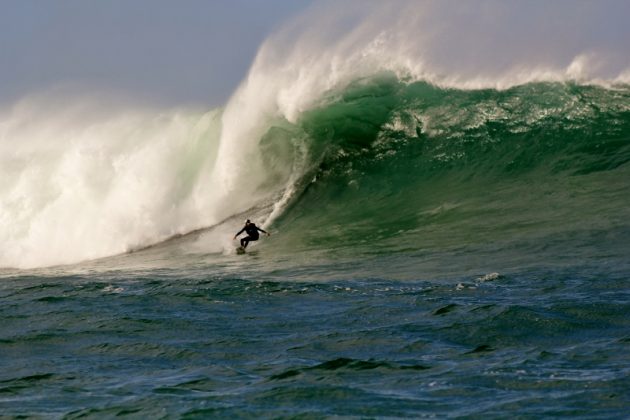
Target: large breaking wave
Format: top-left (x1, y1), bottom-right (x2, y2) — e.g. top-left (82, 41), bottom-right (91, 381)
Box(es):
top-left (1, 0), bottom-right (629, 268)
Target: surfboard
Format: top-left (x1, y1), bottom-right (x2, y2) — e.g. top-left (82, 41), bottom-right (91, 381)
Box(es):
top-left (236, 246), bottom-right (246, 255)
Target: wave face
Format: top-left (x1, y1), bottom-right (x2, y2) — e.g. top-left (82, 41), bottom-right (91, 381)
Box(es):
top-left (2, 0), bottom-right (629, 269)
top-left (269, 78), bottom-right (630, 272)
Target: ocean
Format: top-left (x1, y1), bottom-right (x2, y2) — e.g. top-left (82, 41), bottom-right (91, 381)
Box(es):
top-left (2, 3), bottom-right (630, 417)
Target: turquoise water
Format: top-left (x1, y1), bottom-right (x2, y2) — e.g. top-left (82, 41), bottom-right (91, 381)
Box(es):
top-left (1, 80), bottom-right (630, 417)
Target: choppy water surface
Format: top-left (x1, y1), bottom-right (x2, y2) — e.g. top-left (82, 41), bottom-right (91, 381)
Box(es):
top-left (1, 245), bottom-right (629, 417)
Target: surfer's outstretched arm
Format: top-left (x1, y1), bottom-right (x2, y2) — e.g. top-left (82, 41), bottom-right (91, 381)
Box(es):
top-left (257, 227), bottom-right (270, 236)
top-left (233, 226), bottom-right (246, 240)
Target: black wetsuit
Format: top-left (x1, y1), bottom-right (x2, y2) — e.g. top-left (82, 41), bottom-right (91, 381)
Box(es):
top-left (236, 223), bottom-right (267, 248)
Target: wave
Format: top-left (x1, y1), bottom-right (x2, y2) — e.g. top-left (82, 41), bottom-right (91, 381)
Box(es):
top-left (270, 78), bottom-right (630, 259)
top-left (1, 0), bottom-right (629, 269)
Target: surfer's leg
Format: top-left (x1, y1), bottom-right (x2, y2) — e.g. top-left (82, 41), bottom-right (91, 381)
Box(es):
top-left (242, 236), bottom-right (258, 248)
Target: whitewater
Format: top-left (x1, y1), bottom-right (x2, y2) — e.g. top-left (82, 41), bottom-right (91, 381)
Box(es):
top-left (1, 1), bottom-right (629, 417)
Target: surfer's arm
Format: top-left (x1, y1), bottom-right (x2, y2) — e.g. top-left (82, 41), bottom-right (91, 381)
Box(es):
top-left (233, 227), bottom-right (246, 239)
top-left (257, 227), bottom-right (270, 236)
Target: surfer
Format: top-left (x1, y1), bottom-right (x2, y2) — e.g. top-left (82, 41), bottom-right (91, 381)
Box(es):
top-left (233, 220), bottom-right (270, 249)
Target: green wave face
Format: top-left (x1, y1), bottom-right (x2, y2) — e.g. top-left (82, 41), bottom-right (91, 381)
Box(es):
top-left (264, 76), bottom-right (630, 266)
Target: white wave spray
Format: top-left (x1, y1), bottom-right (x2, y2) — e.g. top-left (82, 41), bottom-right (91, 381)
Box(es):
top-left (0, 97), bottom-right (219, 268)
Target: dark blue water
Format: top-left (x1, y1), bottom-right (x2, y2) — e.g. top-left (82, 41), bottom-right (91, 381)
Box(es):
top-left (1, 253), bottom-right (629, 417)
